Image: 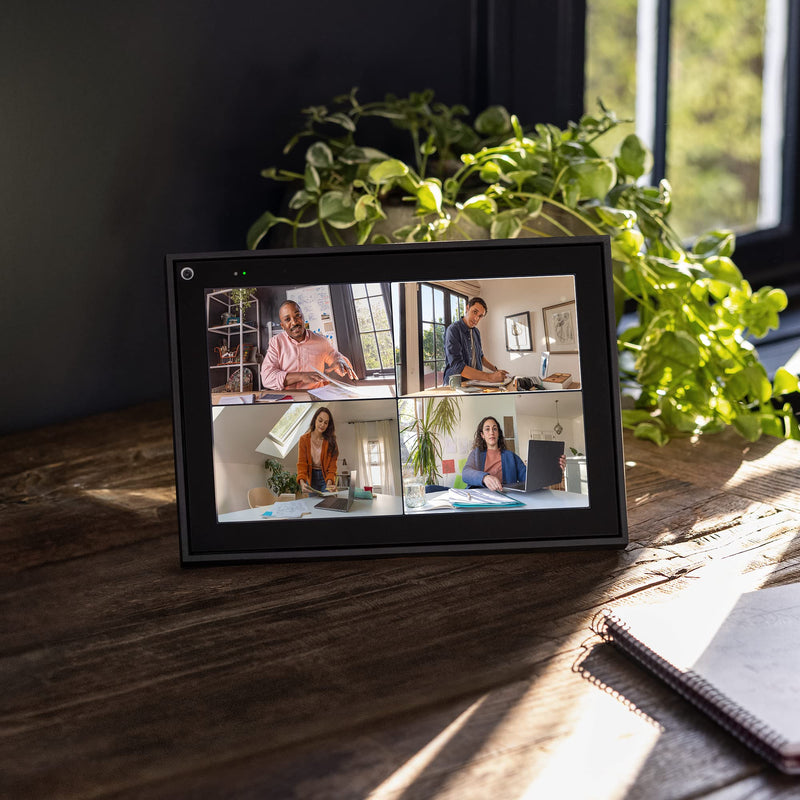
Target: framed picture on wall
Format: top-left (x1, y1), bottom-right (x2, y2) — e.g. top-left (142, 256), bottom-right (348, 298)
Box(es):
top-left (543, 301), bottom-right (578, 354)
top-left (505, 311), bottom-right (532, 352)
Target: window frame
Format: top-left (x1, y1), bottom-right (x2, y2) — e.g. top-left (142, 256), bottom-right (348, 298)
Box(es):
top-left (416, 282), bottom-right (468, 390)
top-left (587, 0), bottom-right (800, 286)
top-left (349, 282), bottom-right (396, 378)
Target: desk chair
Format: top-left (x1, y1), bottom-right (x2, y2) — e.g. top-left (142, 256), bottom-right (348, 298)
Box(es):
top-left (248, 487), bottom-right (276, 508)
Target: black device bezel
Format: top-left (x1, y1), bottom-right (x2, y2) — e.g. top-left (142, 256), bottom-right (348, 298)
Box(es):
top-left (166, 237), bottom-right (628, 564)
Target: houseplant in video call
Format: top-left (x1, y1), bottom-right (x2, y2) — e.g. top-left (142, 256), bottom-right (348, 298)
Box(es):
top-left (247, 89), bottom-right (799, 446)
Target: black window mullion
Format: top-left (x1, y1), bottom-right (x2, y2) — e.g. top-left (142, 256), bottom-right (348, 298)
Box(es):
top-left (651, 0), bottom-right (673, 184)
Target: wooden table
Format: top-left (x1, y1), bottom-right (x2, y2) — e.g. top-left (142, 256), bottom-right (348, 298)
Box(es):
top-left (2, 401), bottom-right (800, 799)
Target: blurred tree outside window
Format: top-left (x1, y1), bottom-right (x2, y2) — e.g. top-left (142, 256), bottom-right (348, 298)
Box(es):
top-left (585, 0), bottom-right (788, 241)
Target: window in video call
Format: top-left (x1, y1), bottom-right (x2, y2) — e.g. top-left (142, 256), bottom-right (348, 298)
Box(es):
top-left (206, 275), bottom-right (589, 524)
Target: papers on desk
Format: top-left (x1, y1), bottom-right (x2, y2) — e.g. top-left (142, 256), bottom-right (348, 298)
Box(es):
top-left (217, 394), bottom-right (254, 405)
top-left (307, 384), bottom-right (359, 401)
top-left (463, 375), bottom-right (515, 388)
top-left (256, 392), bottom-right (292, 402)
top-left (410, 488), bottom-right (524, 511)
top-left (262, 499), bottom-right (311, 519)
top-left (303, 486), bottom-right (336, 497)
top-left (307, 370), bottom-right (395, 400)
top-left (307, 370), bottom-right (360, 400)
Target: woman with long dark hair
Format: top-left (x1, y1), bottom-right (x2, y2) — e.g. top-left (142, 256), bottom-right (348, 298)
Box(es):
top-left (462, 415), bottom-right (566, 491)
top-left (461, 416), bottom-right (526, 491)
top-left (297, 406), bottom-right (339, 493)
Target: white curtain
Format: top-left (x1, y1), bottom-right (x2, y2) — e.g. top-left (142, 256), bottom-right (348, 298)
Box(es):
top-left (352, 420), bottom-right (400, 496)
top-left (376, 419), bottom-right (400, 496)
top-left (353, 422), bottom-right (371, 493)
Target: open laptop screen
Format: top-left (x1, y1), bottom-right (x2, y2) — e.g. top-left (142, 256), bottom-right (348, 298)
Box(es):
top-left (166, 237), bottom-right (627, 563)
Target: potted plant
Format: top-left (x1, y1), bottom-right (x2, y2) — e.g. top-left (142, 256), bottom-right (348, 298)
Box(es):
top-left (264, 458), bottom-right (300, 498)
top-left (228, 287), bottom-right (257, 314)
top-left (248, 89), bottom-right (799, 446)
top-left (400, 396), bottom-right (461, 485)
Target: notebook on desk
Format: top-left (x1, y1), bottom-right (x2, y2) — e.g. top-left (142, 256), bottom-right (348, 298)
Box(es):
top-left (593, 582), bottom-right (800, 774)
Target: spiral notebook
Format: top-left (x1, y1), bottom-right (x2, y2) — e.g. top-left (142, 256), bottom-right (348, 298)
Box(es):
top-left (593, 582), bottom-right (800, 774)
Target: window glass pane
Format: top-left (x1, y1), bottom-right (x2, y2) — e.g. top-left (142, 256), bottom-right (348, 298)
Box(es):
top-left (351, 283), bottom-right (367, 299)
top-left (360, 333), bottom-right (380, 370)
top-left (354, 297), bottom-right (373, 332)
top-left (422, 362), bottom-right (435, 389)
top-left (584, 0), bottom-right (638, 157)
top-left (422, 323), bottom-right (435, 361)
top-left (433, 288), bottom-right (445, 323)
top-left (377, 331), bottom-right (394, 370)
top-left (365, 282), bottom-right (382, 296)
top-left (421, 284), bottom-right (433, 322)
top-left (369, 296), bottom-right (390, 330)
top-left (269, 404), bottom-right (312, 445)
top-left (434, 323), bottom-right (445, 360)
top-left (667, 0), bottom-right (769, 237)
top-left (391, 283), bottom-right (402, 362)
top-left (450, 295), bottom-right (459, 322)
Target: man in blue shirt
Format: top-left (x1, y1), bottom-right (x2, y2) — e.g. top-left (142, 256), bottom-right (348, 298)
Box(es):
top-left (443, 297), bottom-right (509, 384)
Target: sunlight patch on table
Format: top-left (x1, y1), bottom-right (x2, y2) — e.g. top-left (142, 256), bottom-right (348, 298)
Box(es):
top-left (366, 697), bottom-right (486, 799)
top-left (83, 487), bottom-right (176, 510)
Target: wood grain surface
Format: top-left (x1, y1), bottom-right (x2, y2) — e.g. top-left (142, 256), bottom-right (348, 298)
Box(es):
top-left (1, 402), bottom-right (799, 799)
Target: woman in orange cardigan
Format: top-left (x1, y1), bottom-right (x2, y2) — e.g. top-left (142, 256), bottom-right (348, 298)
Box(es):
top-left (297, 406), bottom-right (339, 493)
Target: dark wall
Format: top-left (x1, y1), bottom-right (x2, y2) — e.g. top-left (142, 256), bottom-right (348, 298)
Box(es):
top-left (1, 1), bottom-right (584, 433)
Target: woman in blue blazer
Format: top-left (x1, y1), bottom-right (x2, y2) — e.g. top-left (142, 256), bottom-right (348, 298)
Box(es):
top-left (461, 416), bottom-right (527, 491)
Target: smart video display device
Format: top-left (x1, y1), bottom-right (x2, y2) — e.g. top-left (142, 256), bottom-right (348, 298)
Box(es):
top-left (166, 237), bottom-right (627, 564)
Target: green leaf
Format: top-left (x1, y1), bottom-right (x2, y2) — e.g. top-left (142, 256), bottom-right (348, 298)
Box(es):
top-left (506, 170), bottom-right (536, 187)
top-left (306, 141), bottom-right (334, 169)
top-left (632, 421), bottom-right (668, 446)
top-left (460, 195), bottom-right (497, 229)
top-left (727, 364), bottom-right (771, 403)
top-left (568, 159), bottom-right (616, 200)
top-left (416, 181), bottom-right (442, 215)
top-left (474, 105), bottom-right (512, 136)
top-left (304, 164), bottom-right (320, 192)
top-left (732, 411), bottom-right (762, 442)
top-left (325, 111), bottom-right (356, 132)
top-left (621, 409), bottom-right (657, 427)
top-left (781, 403), bottom-right (800, 440)
top-left (490, 210), bottom-right (522, 240)
top-left (693, 230), bottom-right (735, 258)
top-left (615, 134), bottom-right (651, 179)
top-left (525, 196), bottom-right (543, 216)
top-left (355, 220), bottom-right (375, 245)
top-left (368, 159), bottom-right (410, 184)
top-left (596, 206), bottom-right (636, 228)
top-left (563, 181), bottom-right (580, 208)
top-left (511, 114), bottom-right (524, 141)
top-left (288, 189), bottom-right (316, 210)
top-left (354, 194), bottom-right (384, 223)
top-left (773, 367), bottom-right (799, 396)
top-left (764, 287), bottom-right (788, 312)
top-left (246, 210), bottom-right (280, 250)
top-left (479, 162), bottom-right (502, 183)
top-left (611, 229), bottom-right (644, 260)
top-left (318, 191), bottom-right (357, 229)
top-left (636, 329), bottom-right (701, 385)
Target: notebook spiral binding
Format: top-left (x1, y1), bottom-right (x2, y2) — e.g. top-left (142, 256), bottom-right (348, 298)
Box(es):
top-left (591, 607), bottom-right (791, 770)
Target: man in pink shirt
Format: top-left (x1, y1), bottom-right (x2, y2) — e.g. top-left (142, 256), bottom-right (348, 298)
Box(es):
top-left (261, 300), bottom-right (358, 390)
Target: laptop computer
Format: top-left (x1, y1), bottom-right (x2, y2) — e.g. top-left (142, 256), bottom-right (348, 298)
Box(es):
top-left (315, 470), bottom-right (357, 512)
top-left (504, 440), bottom-right (565, 492)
